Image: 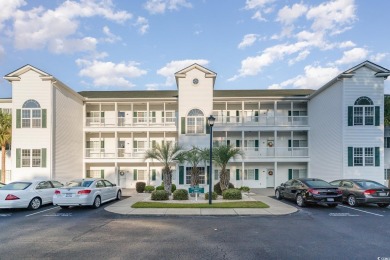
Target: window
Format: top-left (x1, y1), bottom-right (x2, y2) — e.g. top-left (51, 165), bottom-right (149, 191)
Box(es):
top-left (353, 147), bottom-right (375, 166)
top-left (353, 148), bottom-right (363, 166)
top-left (133, 111), bottom-right (148, 123)
top-left (244, 169), bottom-right (255, 180)
top-left (290, 169), bottom-right (307, 179)
top-left (384, 169), bottom-right (390, 180)
top-left (103, 180), bottom-right (113, 187)
top-left (134, 169), bottom-right (146, 180)
top-left (36, 181), bottom-right (52, 189)
top-left (352, 96), bottom-right (375, 126)
top-left (185, 167), bottom-right (205, 184)
top-left (214, 169), bottom-right (229, 180)
top-left (164, 111), bottom-right (175, 123)
top-left (51, 181), bottom-right (64, 188)
top-left (22, 149), bottom-right (30, 167)
top-left (385, 137), bottom-right (390, 148)
top-left (187, 109), bottom-right (204, 134)
top-left (244, 140), bottom-right (258, 151)
top-left (1, 108), bottom-right (11, 114)
top-left (134, 140), bottom-right (147, 153)
top-left (364, 148), bottom-right (374, 166)
top-left (21, 99), bottom-right (42, 128)
top-left (32, 149), bottom-right (41, 167)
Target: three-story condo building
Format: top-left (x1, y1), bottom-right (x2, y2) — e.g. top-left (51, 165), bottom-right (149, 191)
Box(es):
top-left (1, 61), bottom-right (389, 188)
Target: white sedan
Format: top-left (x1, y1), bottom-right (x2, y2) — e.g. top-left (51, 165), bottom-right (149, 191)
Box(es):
top-left (53, 178), bottom-right (122, 209)
top-left (0, 180), bottom-right (64, 210)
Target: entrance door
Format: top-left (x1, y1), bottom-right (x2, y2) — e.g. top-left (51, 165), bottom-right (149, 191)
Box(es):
top-left (266, 169), bottom-right (275, 187)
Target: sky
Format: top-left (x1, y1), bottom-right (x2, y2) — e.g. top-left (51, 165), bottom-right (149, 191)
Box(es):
top-left (0, 0), bottom-right (390, 98)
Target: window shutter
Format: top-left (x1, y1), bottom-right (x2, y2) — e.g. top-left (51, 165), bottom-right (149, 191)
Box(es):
top-left (207, 166), bottom-right (210, 184)
top-left (206, 117), bottom-right (210, 134)
top-left (41, 148), bottom-right (47, 168)
top-left (100, 141), bottom-right (104, 148)
top-left (236, 169), bottom-right (240, 180)
top-left (101, 170), bottom-right (104, 178)
top-left (255, 111), bottom-right (259, 122)
top-left (288, 111), bottom-right (292, 116)
top-left (101, 112), bottom-right (105, 118)
top-left (375, 106), bottom-right (380, 126)
top-left (86, 170), bottom-right (91, 178)
top-left (133, 141), bottom-right (137, 149)
top-left (152, 140), bottom-right (156, 148)
top-left (16, 109), bottom-right (21, 128)
top-left (255, 169), bottom-right (259, 180)
top-left (133, 169), bottom-right (138, 180)
top-left (288, 169), bottom-right (292, 180)
top-left (236, 110), bottom-right (240, 122)
top-left (255, 140), bottom-right (259, 148)
top-left (288, 140), bottom-right (292, 148)
top-left (42, 109), bottom-right (47, 128)
top-left (152, 169), bottom-right (156, 181)
top-left (375, 147), bottom-right (380, 166)
top-left (348, 106), bottom-right (353, 126)
top-left (86, 141), bottom-right (91, 149)
top-left (152, 111), bottom-right (156, 117)
top-left (236, 140), bottom-right (241, 147)
top-left (227, 140), bottom-right (231, 146)
top-left (181, 117), bottom-right (185, 134)
top-left (16, 148), bottom-right (21, 168)
top-left (179, 166), bottom-right (184, 184)
top-left (348, 147), bottom-right (353, 167)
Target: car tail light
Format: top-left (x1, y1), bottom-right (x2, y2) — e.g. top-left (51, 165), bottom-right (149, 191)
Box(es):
top-left (5, 194), bottom-right (20, 200)
top-left (54, 190), bottom-right (61, 195)
top-left (308, 189), bottom-right (319, 194)
top-left (337, 189), bottom-right (343, 194)
top-left (364, 189), bottom-right (376, 195)
top-left (77, 190), bottom-right (92, 195)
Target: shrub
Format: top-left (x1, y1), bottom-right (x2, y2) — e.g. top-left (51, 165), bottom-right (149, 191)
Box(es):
top-left (136, 182), bottom-right (146, 193)
top-left (239, 186), bottom-right (250, 193)
top-left (151, 190), bottom-right (169, 200)
top-left (222, 189), bottom-right (242, 200)
top-left (156, 183), bottom-right (176, 192)
top-left (144, 185), bottom-right (155, 193)
top-left (173, 189), bottom-right (189, 200)
top-left (205, 191), bottom-right (218, 200)
top-left (214, 182), bottom-right (235, 195)
top-left (171, 184), bottom-right (177, 193)
top-left (156, 185), bottom-right (164, 191)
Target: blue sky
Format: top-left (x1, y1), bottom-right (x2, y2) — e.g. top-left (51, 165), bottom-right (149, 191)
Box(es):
top-left (1, 0), bottom-right (390, 98)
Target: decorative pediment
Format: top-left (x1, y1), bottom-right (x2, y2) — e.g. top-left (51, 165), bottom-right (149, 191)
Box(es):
top-left (4, 64), bottom-right (51, 81)
top-left (174, 63), bottom-right (217, 88)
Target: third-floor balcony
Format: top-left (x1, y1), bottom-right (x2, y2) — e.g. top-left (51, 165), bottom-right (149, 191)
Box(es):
top-left (214, 115), bottom-right (308, 126)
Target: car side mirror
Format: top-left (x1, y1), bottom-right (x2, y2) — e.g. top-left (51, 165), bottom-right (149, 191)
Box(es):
top-left (113, 184), bottom-right (117, 186)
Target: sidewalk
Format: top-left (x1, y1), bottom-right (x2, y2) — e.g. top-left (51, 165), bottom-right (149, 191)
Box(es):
top-left (105, 188), bottom-right (298, 216)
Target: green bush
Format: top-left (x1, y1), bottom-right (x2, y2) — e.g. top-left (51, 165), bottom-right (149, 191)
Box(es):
top-left (214, 182), bottom-right (235, 195)
top-left (156, 183), bottom-right (176, 192)
top-left (222, 189), bottom-right (242, 200)
top-left (151, 190), bottom-right (169, 200)
top-left (239, 186), bottom-right (250, 193)
top-left (171, 184), bottom-right (177, 193)
top-left (144, 185), bottom-right (155, 193)
top-left (205, 191), bottom-right (218, 200)
top-left (173, 189), bottom-right (189, 200)
top-left (136, 182), bottom-right (146, 193)
top-left (156, 185), bottom-right (164, 191)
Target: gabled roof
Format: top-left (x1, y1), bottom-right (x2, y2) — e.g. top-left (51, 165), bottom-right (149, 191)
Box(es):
top-left (174, 63), bottom-right (217, 87)
top-left (4, 64), bottom-right (51, 81)
top-left (309, 60), bottom-right (390, 99)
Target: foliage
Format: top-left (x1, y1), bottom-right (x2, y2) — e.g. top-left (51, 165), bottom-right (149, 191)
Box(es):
top-left (222, 189), bottom-right (242, 200)
top-left (132, 201), bottom-right (269, 208)
top-left (0, 111), bottom-right (12, 183)
top-left (151, 190), bottom-right (169, 200)
top-left (144, 142), bottom-right (184, 194)
top-left (214, 182), bottom-right (235, 195)
top-left (156, 183), bottom-right (176, 192)
top-left (156, 185), bottom-right (164, 191)
top-left (173, 189), bottom-right (189, 200)
top-left (135, 182), bottom-right (146, 193)
top-left (144, 185), bottom-right (155, 193)
top-left (212, 144), bottom-right (244, 192)
top-left (171, 183), bottom-right (176, 193)
top-left (205, 191), bottom-right (218, 200)
top-left (385, 95), bottom-right (390, 126)
top-left (177, 146), bottom-right (209, 186)
top-left (239, 186), bottom-right (250, 193)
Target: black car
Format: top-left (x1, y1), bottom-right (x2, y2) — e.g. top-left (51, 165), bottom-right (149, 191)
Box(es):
top-left (329, 179), bottom-right (390, 208)
top-left (275, 178), bottom-right (343, 207)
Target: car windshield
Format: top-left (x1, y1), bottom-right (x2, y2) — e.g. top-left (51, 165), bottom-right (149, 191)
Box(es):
top-left (355, 181), bottom-right (386, 189)
top-left (304, 180), bottom-right (333, 188)
top-left (1, 182), bottom-right (32, 190)
top-left (66, 180), bottom-right (93, 187)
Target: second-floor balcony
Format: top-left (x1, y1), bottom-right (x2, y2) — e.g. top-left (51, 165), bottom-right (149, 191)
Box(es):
top-left (86, 116), bottom-right (177, 127)
top-left (214, 115), bottom-right (308, 126)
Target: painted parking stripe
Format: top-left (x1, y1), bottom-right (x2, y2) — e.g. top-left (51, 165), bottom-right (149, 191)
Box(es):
top-left (339, 205), bottom-right (384, 217)
top-left (0, 214), bottom-right (12, 217)
top-left (25, 206), bottom-right (59, 217)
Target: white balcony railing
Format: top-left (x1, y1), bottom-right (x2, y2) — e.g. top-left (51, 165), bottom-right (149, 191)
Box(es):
top-left (215, 116), bottom-right (308, 126)
top-left (86, 117), bottom-right (176, 127)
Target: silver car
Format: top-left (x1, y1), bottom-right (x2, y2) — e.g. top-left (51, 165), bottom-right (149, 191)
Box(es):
top-left (53, 178), bottom-right (122, 209)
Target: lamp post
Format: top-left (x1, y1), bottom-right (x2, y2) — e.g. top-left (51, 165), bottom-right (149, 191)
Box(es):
top-left (208, 115), bottom-right (215, 205)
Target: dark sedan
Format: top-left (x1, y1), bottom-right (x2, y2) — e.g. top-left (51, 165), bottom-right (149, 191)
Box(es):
top-left (275, 178), bottom-right (343, 207)
top-left (329, 179), bottom-right (390, 208)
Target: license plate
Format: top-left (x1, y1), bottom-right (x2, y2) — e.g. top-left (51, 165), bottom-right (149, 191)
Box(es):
top-left (327, 198), bottom-right (334, 202)
top-left (65, 193), bottom-right (72, 197)
top-left (379, 193), bottom-right (386, 197)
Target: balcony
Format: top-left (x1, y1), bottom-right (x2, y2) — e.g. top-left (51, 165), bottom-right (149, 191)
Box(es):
top-left (243, 147), bottom-right (309, 158)
top-left (86, 148), bottom-right (146, 159)
top-left (215, 115), bottom-right (308, 126)
top-left (86, 116), bottom-right (177, 127)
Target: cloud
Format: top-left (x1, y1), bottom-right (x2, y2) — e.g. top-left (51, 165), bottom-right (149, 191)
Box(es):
top-left (338, 41), bottom-right (356, 48)
top-left (335, 47), bottom-right (368, 65)
top-left (276, 3), bottom-right (307, 25)
top-left (370, 53), bottom-right (389, 63)
top-left (157, 59), bottom-right (209, 86)
top-left (11, 0), bottom-right (132, 53)
top-left (251, 11), bottom-right (267, 21)
top-left (76, 59), bottom-right (147, 88)
top-left (244, 0), bottom-right (275, 10)
top-left (288, 50), bottom-right (310, 65)
top-left (0, 0), bottom-right (26, 29)
top-left (238, 34), bottom-right (258, 49)
top-left (134, 17), bottom-right (149, 35)
top-left (268, 65), bottom-right (340, 90)
top-left (102, 26), bottom-right (121, 43)
top-left (144, 0), bottom-right (192, 15)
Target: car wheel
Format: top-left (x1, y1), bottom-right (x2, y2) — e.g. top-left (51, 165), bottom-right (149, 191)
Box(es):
top-left (28, 197), bottom-right (42, 210)
top-left (377, 203), bottom-right (390, 208)
top-left (92, 196), bottom-right (101, 209)
top-left (296, 194), bottom-right (306, 207)
top-left (60, 206), bottom-right (69, 209)
top-left (275, 189), bottom-right (283, 200)
top-left (116, 190), bottom-right (122, 200)
top-left (328, 204), bottom-right (338, 208)
top-left (347, 195), bottom-right (358, 207)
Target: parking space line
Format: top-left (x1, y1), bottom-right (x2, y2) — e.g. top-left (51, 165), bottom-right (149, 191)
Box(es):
top-left (25, 206), bottom-right (59, 217)
top-left (339, 205), bottom-right (384, 217)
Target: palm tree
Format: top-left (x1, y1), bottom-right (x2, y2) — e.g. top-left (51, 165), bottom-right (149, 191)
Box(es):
top-left (178, 146), bottom-right (209, 186)
top-left (212, 144), bottom-right (244, 192)
top-left (0, 111), bottom-right (12, 183)
top-left (144, 142), bottom-right (183, 194)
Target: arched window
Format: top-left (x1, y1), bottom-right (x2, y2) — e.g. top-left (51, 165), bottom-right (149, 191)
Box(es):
top-left (21, 99), bottom-right (42, 128)
top-left (187, 109), bottom-right (204, 134)
top-left (351, 96), bottom-right (375, 126)
top-left (354, 96), bottom-right (373, 106)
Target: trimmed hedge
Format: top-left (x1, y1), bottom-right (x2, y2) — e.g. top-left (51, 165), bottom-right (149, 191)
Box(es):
top-left (205, 191), bottom-right (218, 200)
top-left (151, 190), bottom-right (169, 200)
top-left (156, 185), bottom-right (164, 190)
top-left (144, 185), bottom-right (155, 193)
top-left (136, 182), bottom-right (146, 193)
top-left (156, 183), bottom-right (176, 192)
top-left (222, 189), bottom-right (242, 200)
top-left (239, 186), bottom-right (250, 193)
top-left (173, 189), bottom-right (189, 200)
top-left (214, 182), bottom-right (235, 195)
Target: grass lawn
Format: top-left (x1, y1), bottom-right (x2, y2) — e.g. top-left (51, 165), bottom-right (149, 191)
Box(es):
top-left (132, 201), bottom-right (269, 208)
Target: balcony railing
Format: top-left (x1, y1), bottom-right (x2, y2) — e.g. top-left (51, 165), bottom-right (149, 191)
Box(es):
top-left (215, 116), bottom-right (308, 126)
top-left (86, 117), bottom-right (177, 127)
